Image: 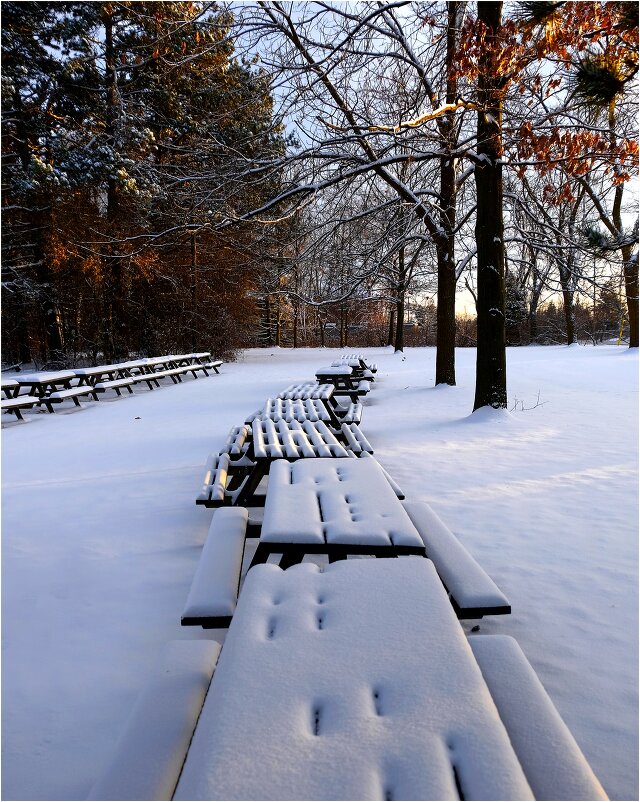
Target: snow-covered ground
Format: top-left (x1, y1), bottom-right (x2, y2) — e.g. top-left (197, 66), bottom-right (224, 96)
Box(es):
top-left (2, 345), bottom-right (638, 800)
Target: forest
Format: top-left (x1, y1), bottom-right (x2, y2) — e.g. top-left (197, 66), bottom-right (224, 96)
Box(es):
top-left (2, 1), bottom-right (638, 409)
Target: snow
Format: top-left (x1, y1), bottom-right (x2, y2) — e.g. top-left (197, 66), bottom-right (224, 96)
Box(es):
top-left (1, 345), bottom-right (638, 800)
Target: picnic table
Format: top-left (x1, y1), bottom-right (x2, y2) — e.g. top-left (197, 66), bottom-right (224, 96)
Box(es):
top-left (277, 382), bottom-right (363, 425)
top-left (197, 418), bottom-right (360, 508)
top-left (15, 370), bottom-right (78, 397)
top-left (315, 365), bottom-right (370, 402)
top-left (170, 558), bottom-right (606, 801)
top-left (252, 456), bottom-right (423, 568)
top-left (1, 377), bottom-right (40, 420)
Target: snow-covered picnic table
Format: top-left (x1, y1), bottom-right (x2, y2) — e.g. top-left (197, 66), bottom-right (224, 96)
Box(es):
top-left (196, 418), bottom-right (372, 508)
top-left (93, 558), bottom-right (605, 801)
top-left (315, 365), bottom-right (371, 402)
top-left (277, 381), bottom-right (363, 426)
top-left (253, 456), bottom-right (424, 567)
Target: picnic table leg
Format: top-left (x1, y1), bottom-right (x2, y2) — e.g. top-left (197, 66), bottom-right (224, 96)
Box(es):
top-left (279, 548), bottom-right (305, 569)
top-left (249, 542), bottom-right (271, 568)
top-left (328, 547), bottom-right (348, 563)
top-left (234, 461), bottom-right (269, 507)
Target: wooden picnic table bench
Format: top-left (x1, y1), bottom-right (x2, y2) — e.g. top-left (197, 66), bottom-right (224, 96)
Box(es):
top-left (90, 559), bottom-right (607, 801)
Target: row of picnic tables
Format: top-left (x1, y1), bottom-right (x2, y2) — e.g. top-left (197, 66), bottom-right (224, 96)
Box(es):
top-left (1, 352), bottom-right (221, 420)
top-left (89, 352), bottom-right (607, 801)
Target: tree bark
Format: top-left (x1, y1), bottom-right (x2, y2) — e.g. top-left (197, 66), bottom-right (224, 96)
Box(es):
top-left (387, 306), bottom-right (395, 346)
top-left (435, 1), bottom-right (459, 385)
top-left (102, 4), bottom-right (126, 361)
top-left (473, 1), bottom-right (507, 410)
top-left (394, 245), bottom-right (405, 352)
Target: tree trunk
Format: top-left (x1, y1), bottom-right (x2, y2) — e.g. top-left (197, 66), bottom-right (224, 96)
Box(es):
top-left (293, 307), bottom-right (298, 348)
top-left (387, 306), bottom-right (395, 346)
top-left (191, 233), bottom-right (198, 351)
top-left (559, 263), bottom-right (577, 344)
top-left (473, 1), bottom-right (507, 410)
top-left (622, 248), bottom-right (638, 347)
top-left (394, 294), bottom-right (405, 352)
top-left (102, 4), bottom-right (126, 361)
top-left (435, 1), bottom-right (459, 385)
top-left (608, 101), bottom-right (638, 348)
top-left (394, 245), bottom-right (406, 353)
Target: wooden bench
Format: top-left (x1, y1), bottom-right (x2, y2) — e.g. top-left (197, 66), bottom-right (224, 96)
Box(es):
top-left (338, 422), bottom-right (373, 453)
top-left (87, 640), bottom-right (221, 802)
top-left (40, 385), bottom-right (97, 412)
top-left (92, 377), bottom-right (135, 397)
top-left (1, 393), bottom-right (40, 420)
top-left (402, 500), bottom-right (511, 617)
top-left (181, 507), bottom-right (248, 628)
top-left (470, 635), bottom-right (608, 800)
top-left (201, 360), bottom-right (222, 374)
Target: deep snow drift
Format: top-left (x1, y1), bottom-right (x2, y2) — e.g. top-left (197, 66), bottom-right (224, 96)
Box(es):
top-left (2, 345), bottom-right (638, 800)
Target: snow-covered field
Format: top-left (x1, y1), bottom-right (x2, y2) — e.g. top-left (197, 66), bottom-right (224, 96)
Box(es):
top-left (2, 345), bottom-right (638, 800)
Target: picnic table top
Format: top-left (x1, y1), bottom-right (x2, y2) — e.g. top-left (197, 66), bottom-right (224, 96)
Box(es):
top-left (250, 418), bottom-right (350, 460)
top-left (16, 370), bottom-right (78, 384)
top-left (278, 382), bottom-right (334, 401)
top-left (261, 457), bottom-right (423, 547)
top-left (316, 364), bottom-right (354, 376)
top-left (249, 398), bottom-right (332, 424)
top-left (174, 558), bottom-right (533, 801)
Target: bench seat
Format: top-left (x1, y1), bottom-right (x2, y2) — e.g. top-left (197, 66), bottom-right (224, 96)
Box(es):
top-left (42, 386), bottom-right (96, 411)
top-left (339, 422), bottom-right (373, 453)
top-left (331, 400), bottom-right (362, 424)
top-left (470, 635), bottom-right (607, 800)
top-left (402, 500), bottom-right (511, 617)
top-left (196, 452), bottom-right (232, 506)
top-left (1, 394), bottom-right (40, 420)
top-left (149, 367), bottom-right (190, 383)
top-left (93, 378), bottom-right (135, 395)
top-left (202, 360), bottom-right (222, 374)
top-left (88, 640), bottom-right (221, 802)
top-left (181, 507), bottom-right (249, 628)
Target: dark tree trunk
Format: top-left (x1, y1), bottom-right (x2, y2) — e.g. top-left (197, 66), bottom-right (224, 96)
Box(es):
top-left (622, 248), bottom-right (638, 347)
top-left (394, 245), bottom-right (406, 352)
top-left (293, 307), bottom-right (298, 348)
top-left (609, 103), bottom-right (639, 348)
top-left (102, 5), bottom-right (126, 362)
top-left (435, 1), bottom-right (459, 385)
top-left (473, 1), bottom-right (507, 410)
top-left (387, 307), bottom-right (395, 346)
top-left (559, 267), bottom-right (577, 345)
top-left (394, 295), bottom-right (405, 352)
top-left (191, 234), bottom-right (198, 351)
top-left (34, 209), bottom-right (64, 363)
